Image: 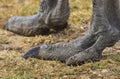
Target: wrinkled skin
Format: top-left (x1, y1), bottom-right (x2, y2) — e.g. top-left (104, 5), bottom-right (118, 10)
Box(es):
top-left (5, 0), bottom-right (120, 66)
top-left (4, 0), bottom-right (70, 36)
top-left (23, 0), bottom-right (120, 66)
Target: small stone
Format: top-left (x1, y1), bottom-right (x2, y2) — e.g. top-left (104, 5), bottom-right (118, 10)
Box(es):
top-left (101, 69), bottom-right (109, 73)
top-left (63, 75), bottom-right (68, 79)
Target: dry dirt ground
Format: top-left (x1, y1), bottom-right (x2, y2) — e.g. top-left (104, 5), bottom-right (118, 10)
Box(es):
top-left (0, 0), bottom-right (120, 79)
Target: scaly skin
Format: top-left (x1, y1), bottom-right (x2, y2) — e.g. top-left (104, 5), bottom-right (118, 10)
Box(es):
top-left (4, 0), bottom-right (70, 36)
top-left (23, 33), bottom-right (97, 62)
top-left (23, 0), bottom-right (120, 66)
top-left (4, 14), bottom-right (50, 36)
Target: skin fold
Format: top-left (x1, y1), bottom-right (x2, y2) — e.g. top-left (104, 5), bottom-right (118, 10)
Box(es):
top-left (4, 0), bottom-right (120, 66)
top-left (4, 0), bottom-right (70, 36)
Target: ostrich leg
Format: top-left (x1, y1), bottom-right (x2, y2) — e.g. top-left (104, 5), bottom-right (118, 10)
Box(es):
top-left (66, 0), bottom-right (120, 65)
top-left (23, 0), bottom-right (120, 65)
top-left (3, 0), bottom-right (70, 36)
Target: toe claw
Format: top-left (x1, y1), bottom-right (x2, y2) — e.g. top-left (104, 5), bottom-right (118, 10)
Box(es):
top-left (23, 46), bottom-right (40, 59)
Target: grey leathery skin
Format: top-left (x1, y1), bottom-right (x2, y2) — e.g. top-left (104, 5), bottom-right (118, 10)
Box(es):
top-left (4, 0), bottom-right (70, 36)
top-left (4, 14), bottom-right (50, 36)
top-left (23, 0), bottom-right (120, 66)
top-left (23, 46), bottom-right (40, 59)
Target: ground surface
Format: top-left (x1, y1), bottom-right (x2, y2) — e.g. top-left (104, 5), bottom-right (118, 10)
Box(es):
top-left (0, 0), bottom-right (120, 79)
